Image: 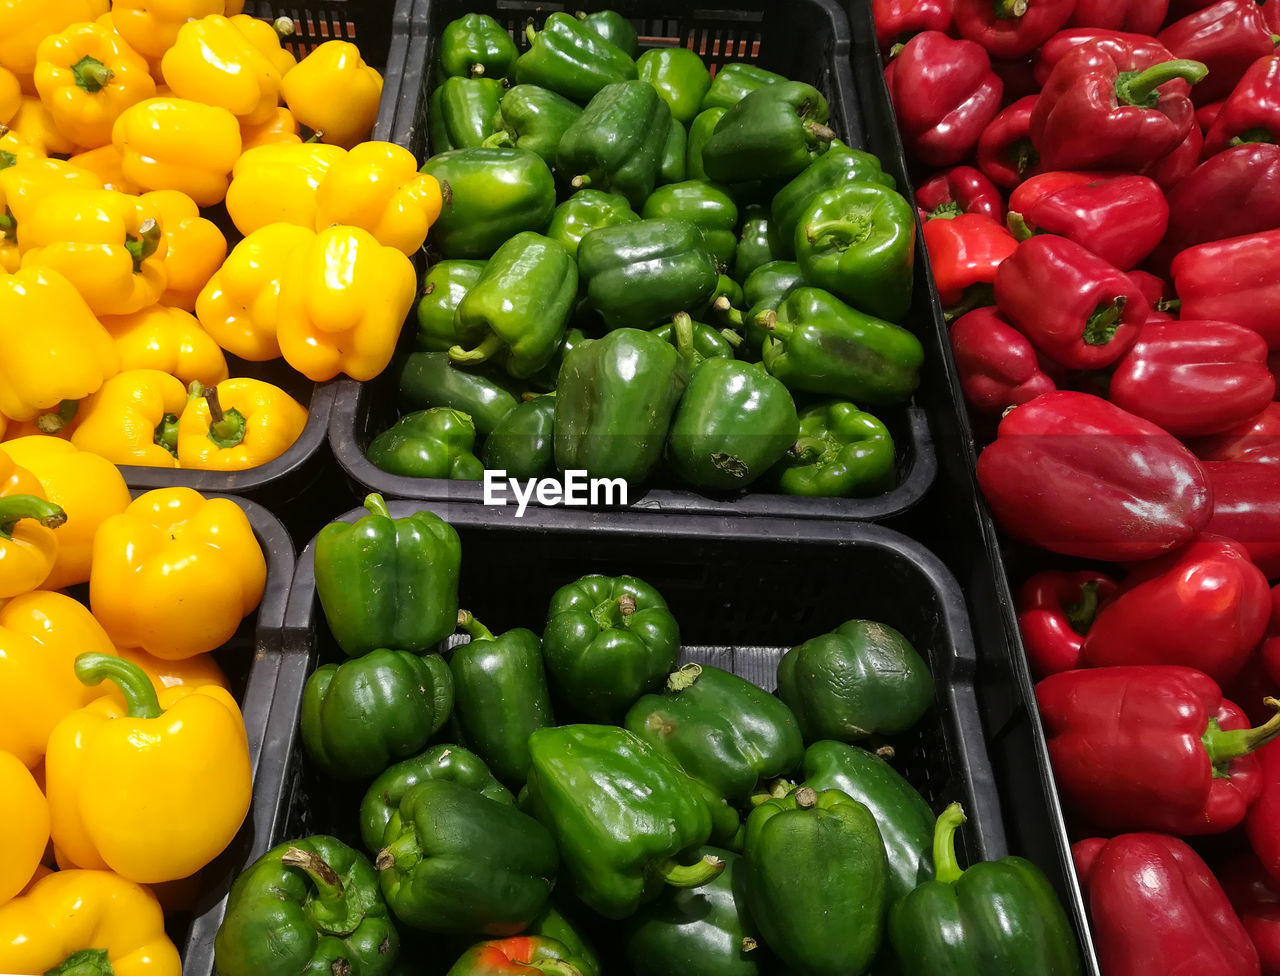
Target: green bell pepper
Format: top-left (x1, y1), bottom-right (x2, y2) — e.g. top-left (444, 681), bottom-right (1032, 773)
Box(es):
top-left (421, 147), bottom-right (556, 259)
top-left (444, 936), bottom-right (590, 976)
top-left (451, 231), bottom-right (576, 377)
top-left (578, 10), bottom-right (639, 60)
top-left (301, 649), bottom-right (453, 782)
top-left (745, 787), bottom-right (887, 974)
top-left (650, 315), bottom-right (740, 361)
top-left (541, 574), bottom-right (680, 721)
top-left (314, 495), bottom-right (461, 658)
top-left (577, 218), bottom-right (718, 331)
top-left (360, 744), bottom-right (515, 855)
top-left (720, 259), bottom-right (804, 353)
top-left (430, 78), bottom-right (504, 152)
top-left (215, 836), bottom-right (398, 976)
top-left (525, 724), bottom-right (726, 919)
top-left (366, 409), bottom-right (484, 481)
top-left (776, 619), bottom-right (934, 741)
top-left (525, 906), bottom-right (602, 976)
top-left (558, 80), bottom-right (671, 209)
top-left (762, 287), bottom-right (923, 405)
top-left (625, 663), bottom-right (803, 805)
top-left (516, 13), bottom-right (637, 105)
top-left (545, 189), bottom-right (638, 260)
top-left (484, 85), bottom-right (583, 168)
top-left (770, 143), bottom-right (897, 256)
top-left (416, 261), bottom-right (486, 352)
top-left (685, 107), bottom-right (726, 182)
top-left (659, 117), bottom-right (687, 185)
top-left (641, 180), bottom-right (738, 269)
top-left (552, 328), bottom-right (689, 482)
top-left (771, 400), bottom-right (895, 498)
top-left (376, 780), bottom-right (558, 935)
top-left (450, 611), bottom-right (555, 787)
top-left (399, 351), bottom-right (521, 437)
top-left (707, 273), bottom-right (743, 313)
top-left (439, 14), bottom-right (518, 80)
top-left (733, 205), bottom-right (783, 282)
top-left (794, 182), bottom-right (916, 322)
top-left (482, 396), bottom-right (556, 480)
top-left (702, 82), bottom-right (835, 184)
top-left (700, 63), bottom-right (786, 111)
top-left (888, 804), bottom-right (1082, 976)
top-left (638, 48), bottom-right (711, 125)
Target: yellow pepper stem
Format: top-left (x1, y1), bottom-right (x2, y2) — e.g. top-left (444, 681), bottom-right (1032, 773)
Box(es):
top-left (44, 947), bottom-right (112, 976)
top-left (201, 385), bottom-right (247, 449)
top-left (71, 56), bottom-right (114, 94)
top-left (74, 652), bottom-right (163, 720)
top-left (36, 398), bottom-right (79, 434)
top-left (273, 16), bottom-right (295, 37)
top-left (0, 494), bottom-right (67, 539)
top-left (123, 219), bottom-right (162, 274)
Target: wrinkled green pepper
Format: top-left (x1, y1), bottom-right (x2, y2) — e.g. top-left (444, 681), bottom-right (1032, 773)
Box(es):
top-left (558, 80), bottom-right (671, 209)
top-left (771, 143), bottom-right (897, 255)
top-left (771, 400), bottom-right (895, 498)
top-left (484, 85), bottom-right (583, 168)
top-left (516, 13), bottom-right (637, 105)
top-left (659, 117), bottom-right (687, 185)
top-left (545, 189), bottom-right (638, 260)
top-left (638, 48), bottom-right (712, 125)
top-left (440, 14), bottom-right (518, 80)
top-left (685, 107), bottom-right (726, 182)
top-left (429, 78), bottom-right (505, 152)
top-left (641, 180), bottom-right (738, 268)
top-left (399, 351), bottom-right (521, 437)
top-left (578, 10), bottom-right (639, 60)
top-left (482, 396), bottom-right (556, 480)
top-left (650, 316), bottom-right (740, 361)
top-left (416, 261), bottom-right (486, 352)
top-left (733, 205), bottom-right (783, 282)
top-left (702, 82), bottom-right (834, 183)
top-left (366, 409), bottom-right (484, 481)
top-left (700, 63), bottom-right (786, 111)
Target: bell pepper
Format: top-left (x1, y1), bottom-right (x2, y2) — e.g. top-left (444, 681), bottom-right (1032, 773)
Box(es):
top-left (1075, 833), bottom-right (1261, 975)
top-left (953, 0), bottom-right (1075, 57)
top-left (1221, 853), bottom-right (1280, 973)
top-left (0, 438), bottom-right (129, 589)
top-left (701, 81), bottom-right (834, 184)
top-left (923, 213), bottom-right (1016, 314)
top-left (733, 204), bottom-right (783, 281)
top-left (102, 304), bottom-right (227, 389)
top-left (699, 64), bottom-right (783, 112)
top-left (745, 786), bottom-right (887, 973)
top-left (8, 97), bottom-right (80, 158)
top-left (777, 618), bottom-right (933, 742)
top-left (483, 396), bottom-right (557, 480)
top-left (161, 14), bottom-right (282, 125)
top-left (890, 803), bottom-right (1080, 975)
top-left (376, 779), bottom-right (557, 934)
top-left (114, 645), bottom-right (228, 694)
top-left (0, 869), bottom-right (180, 976)
top-left (685, 107), bottom-right (726, 182)
top-left (1202, 461), bottom-right (1280, 578)
top-left (1193, 402), bottom-right (1280, 467)
top-left (33, 20), bottom-right (155, 149)
top-left (875, 0), bottom-right (954, 48)
top-left (446, 936), bottom-right (592, 976)
top-left (359, 744), bottom-right (516, 854)
top-left (430, 77), bottom-right (505, 152)
top-left (0, 0), bottom-right (109, 82)
top-left (978, 391), bottom-right (1214, 560)
top-left (440, 13), bottom-right (518, 80)
top-left (240, 105), bottom-right (302, 149)
top-left (636, 49), bottom-right (710, 128)
top-left (140, 189), bottom-right (226, 310)
top-left (46, 652), bottom-right (251, 881)
top-left (1073, 0), bottom-right (1172, 32)
top-left (230, 13), bottom-right (296, 77)
top-left (771, 399), bottom-right (896, 498)
top-left (515, 14), bottom-right (637, 105)
top-left (110, 0), bottom-right (218, 62)
top-left (544, 189), bottom-right (635, 260)
top-left (111, 97), bottom-right (241, 206)
top-left (0, 447), bottom-right (64, 597)
top-left (67, 368), bottom-right (186, 467)
top-left (641, 180), bottom-right (737, 268)
top-left (0, 748), bottom-right (48, 903)
top-left (301, 649), bottom-right (453, 781)
top-left (314, 494), bottom-right (461, 658)
top-left (313, 141), bottom-right (441, 256)
top-left (484, 85), bottom-right (581, 171)
top-left (722, 260), bottom-right (806, 351)
top-left (916, 165), bottom-right (1002, 221)
top-left (176, 377), bottom-right (308, 471)
top-left (1249, 732), bottom-right (1280, 886)
top-left (1160, 0), bottom-right (1280, 105)
top-left (1016, 569), bottom-right (1118, 678)
top-left (224, 142), bottom-right (345, 236)
top-left (1174, 228), bottom-right (1280, 348)
top-left (975, 95), bottom-right (1042, 190)
top-left (1204, 55), bottom-right (1280, 155)
top-left (66, 144), bottom-right (141, 194)
top-left (399, 351), bottom-right (520, 437)
top-left (281, 40), bottom-right (382, 148)
top-left (885, 31), bottom-right (1003, 167)
top-left (416, 259), bottom-right (484, 351)
top-left (761, 286), bottom-right (923, 405)
top-left (557, 81), bottom-right (670, 209)
top-left (951, 306), bottom-right (1055, 418)
top-left (1147, 118), bottom-right (1206, 190)
top-left (541, 574), bottom-right (680, 722)
top-left (366, 408), bottom-right (483, 481)
top-left (768, 143), bottom-right (896, 255)
top-left (214, 836), bottom-right (399, 976)
top-left (579, 10), bottom-right (639, 60)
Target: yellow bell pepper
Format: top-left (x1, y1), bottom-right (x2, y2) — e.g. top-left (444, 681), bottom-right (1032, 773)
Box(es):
top-left (0, 267), bottom-right (119, 423)
top-left (239, 104), bottom-right (300, 149)
top-left (0, 157), bottom-right (99, 225)
top-left (67, 145), bottom-right (142, 194)
top-left (161, 15), bottom-right (282, 126)
top-left (90, 487), bottom-right (267, 659)
top-left (112, 0), bottom-right (222, 63)
top-left (195, 221), bottom-right (315, 361)
top-left (70, 369), bottom-right (188, 468)
top-left (112, 97), bottom-right (241, 206)
top-left (281, 40), bottom-right (382, 148)
top-left (0, 438), bottom-right (131, 590)
top-left (0, 590), bottom-right (119, 768)
top-left (114, 646), bottom-right (227, 692)
top-left (0, 65), bottom-right (20, 125)
top-left (232, 13), bottom-right (296, 77)
top-left (314, 141), bottom-right (442, 255)
top-left (19, 188), bottom-right (167, 317)
top-left (0, 0), bottom-right (109, 83)
top-left (34, 21), bottom-right (156, 149)
top-left (0, 449), bottom-right (62, 598)
top-left (101, 304), bottom-right (229, 388)
top-left (277, 225), bottom-right (417, 381)
top-left (0, 749), bottom-right (48, 905)
top-left (0, 869), bottom-right (181, 976)
top-left (0, 125), bottom-right (44, 167)
top-left (141, 189), bottom-right (226, 310)
top-left (7, 96), bottom-right (78, 155)
top-left (224, 141), bottom-right (344, 236)
top-left (0, 415), bottom-right (6, 440)
top-left (176, 377), bottom-right (308, 471)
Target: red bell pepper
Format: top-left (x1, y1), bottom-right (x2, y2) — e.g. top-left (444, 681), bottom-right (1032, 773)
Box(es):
top-left (1108, 321), bottom-right (1276, 437)
top-left (1031, 39), bottom-right (1207, 171)
top-left (1249, 737), bottom-right (1280, 888)
top-left (1193, 403), bottom-right (1280, 468)
top-left (1169, 0), bottom-right (1240, 16)
top-left (885, 31), bottom-right (1004, 167)
top-left (1203, 461), bottom-right (1280, 578)
top-left (1173, 229), bottom-right (1280, 348)
top-left (1016, 569), bottom-right (1119, 678)
top-left (975, 95), bottom-right (1042, 190)
top-left (950, 306), bottom-right (1055, 417)
top-left (915, 165), bottom-right (1003, 221)
top-left (952, 0), bottom-right (1075, 58)
top-left (1038, 664), bottom-right (1280, 835)
top-left (873, 0), bottom-right (954, 49)
top-left (1006, 172), bottom-right (1169, 271)
top-left (924, 214), bottom-right (1017, 312)
top-left (1205, 55), bottom-right (1280, 156)
top-left (1200, 99), bottom-right (1228, 131)
top-left (1264, 584), bottom-right (1280, 687)
top-left (1034, 29), bottom-right (1177, 87)
top-left (1078, 536), bottom-right (1271, 684)
top-left (1074, 833), bottom-right (1263, 976)
top-left (976, 392), bottom-right (1213, 561)
top-left (448, 936), bottom-right (586, 974)
top-left (993, 235), bottom-right (1145, 370)
top-left (1129, 269), bottom-right (1172, 308)
top-left (1141, 119), bottom-right (1205, 190)
top-left (1221, 853), bottom-right (1280, 975)
top-left (1067, 0), bottom-right (1171, 35)
top-left (1159, 0), bottom-right (1280, 105)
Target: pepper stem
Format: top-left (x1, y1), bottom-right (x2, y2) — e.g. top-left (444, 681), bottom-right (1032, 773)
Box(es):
top-left (1115, 59), bottom-right (1209, 107)
top-left (1009, 137), bottom-right (1038, 176)
top-left (154, 413), bottom-right (179, 456)
top-left (1006, 211), bottom-right (1034, 241)
top-left (525, 24), bottom-right (537, 44)
top-left (35, 398), bottom-right (78, 434)
top-left (449, 332), bottom-right (505, 366)
top-left (470, 62), bottom-right (486, 77)
top-left (123, 219), bottom-right (161, 273)
top-left (713, 297), bottom-right (744, 329)
top-left (932, 802), bottom-right (968, 885)
top-left (202, 386), bottom-right (247, 449)
top-left (804, 121), bottom-right (837, 143)
top-left (791, 435), bottom-right (827, 460)
top-left (1203, 698), bottom-right (1280, 765)
top-left (653, 853), bottom-right (725, 887)
top-left (994, 0), bottom-right (1029, 17)
top-left (44, 948), bottom-right (112, 976)
top-left (1082, 296), bottom-right (1126, 346)
top-left (1064, 581), bottom-right (1101, 634)
top-left (0, 210), bottom-right (14, 238)
top-left (74, 652), bottom-right (163, 720)
top-left (719, 327), bottom-right (743, 347)
top-left (273, 16), bottom-right (295, 36)
top-left (0, 494), bottom-right (67, 539)
top-left (805, 219), bottom-right (869, 246)
top-left (1229, 128), bottom-right (1276, 146)
top-left (673, 312), bottom-right (697, 362)
top-left (794, 786), bottom-right (818, 808)
top-left (364, 493), bottom-right (391, 519)
top-left (570, 174), bottom-right (592, 188)
top-left (71, 55), bottom-right (113, 93)
top-left (666, 662), bottom-right (702, 692)
top-left (929, 201), bottom-right (963, 220)
top-left (456, 608), bottom-right (496, 642)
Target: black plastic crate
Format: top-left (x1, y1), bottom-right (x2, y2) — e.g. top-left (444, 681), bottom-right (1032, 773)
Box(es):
top-left (326, 0), bottom-right (938, 522)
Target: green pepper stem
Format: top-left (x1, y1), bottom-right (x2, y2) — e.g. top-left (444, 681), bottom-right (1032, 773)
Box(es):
top-left (1230, 128), bottom-right (1276, 147)
top-left (929, 202), bottom-right (963, 220)
top-left (44, 948), bottom-right (112, 976)
top-left (719, 327), bottom-right (743, 348)
top-left (791, 435), bottom-right (827, 461)
top-left (281, 846), bottom-right (346, 903)
top-left (794, 786), bottom-right (818, 808)
top-left (0, 494), bottom-right (67, 539)
top-left (74, 652), bottom-right (163, 720)
top-left (1009, 138), bottom-right (1039, 176)
top-left (525, 24), bottom-right (537, 44)
top-left (654, 853), bottom-right (725, 887)
top-left (470, 62), bottom-right (486, 77)
top-left (363, 493), bottom-right (391, 519)
top-left (1064, 580), bottom-right (1101, 634)
top-left (666, 662), bottom-right (702, 692)
top-left (1006, 211), bottom-right (1034, 242)
top-left (1082, 296), bottom-right (1127, 346)
top-left (273, 15), bottom-right (295, 36)
top-left (376, 833), bottom-right (421, 872)
top-left (35, 398), bottom-right (78, 434)
top-left (449, 333), bottom-right (505, 366)
top-left (673, 312), bottom-right (696, 361)
top-left (804, 121), bottom-right (837, 143)
top-left (481, 130), bottom-right (516, 149)
top-left (570, 174), bottom-right (592, 189)
top-left (71, 55), bottom-right (113, 93)
top-left (805, 219), bottom-right (864, 244)
top-left (742, 937), bottom-right (759, 952)
top-left (1156, 298), bottom-right (1182, 313)
top-left (1204, 698), bottom-right (1280, 764)
top-left (154, 413), bottom-right (179, 456)
top-left (202, 386), bottom-right (247, 449)
top-left (123, 218), bottom-right (161, 274)
top-left (1116, 59), bottom-right (1209, 106)
top-left (932, 802), bottom-right (968, 885)
top-left (0, 210), bottom-right (15, 240)
top-left (713, 297), bottom-right (744, 329)
top-left (994, 0), bottom-right (1029, 17)
top-left (456, 608), bottom-right (496, 642)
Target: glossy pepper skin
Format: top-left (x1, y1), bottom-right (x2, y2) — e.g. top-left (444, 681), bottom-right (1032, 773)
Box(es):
top-left (0, 749), bottom-right (48, 903)
top-left (431, 77), bottom-right (505, 151)
top-left (486, 85), bottom-right (582, 168)
top-left (702, 82), bottom-right (834, 184)
top-left (377, 779), bottom-right (557, 934)
top-left (642, 181), bottom-right (738, 268)
top-left (225, 143), bottom-right (345, 236)
top-left (162, 14), bottom-right (282, 125)
top-left (890, 803), bottom-right (1081, 976)
top-left (951, 306), bottom-right (1055, 416)
top-left (0, 486), bottom-right (64, 598)
top-left (176, 377), bottom-right (308, 471)
top-left (923, 213), bottom-right (1016, 310)
top-left (516, 14), bottom-right (637, 105)
top-left (885, 31), bottom-right (1003, 167)
top-left (367, 409), bottom-right (483, 481)
top-left (771, 400), bottom-right (896, 498)
top-left (214, 836), bottom-right (399, 976)
top-left (578, 10), bottom-right (639, 59)
top-left (301, 649), bottom-right (453, 781)
top-left (445, 936), bottom-right (592, 976)
top-left (685, 107), bottom-right (727, 181)
top-left (69, 368), bottom-right (185, 467)
top-left (1202, 461), bottom-right (1280, 578)
top-left (1173, 229), bottom-right (1280, 348)
top-left (557, 81), bottom-right (670, 210)
top-left (440, 13), bottom-right (518, 80)
top-left (733, 204), bottom-right (783, 281)
top-left (638, 48), bottom-right (711, 126)
top-left (399, 351), bottom-right (520, 437)
top-left (1075, 833), bottom-right (1260, 976)
top-left (1070, 0), bottom-right (1170, 33)
top-left (1205, 56), bottom-right (1280, 155)
top-left (545, 189), bottom-right (637, 260)
top-left (1221, 854), bottom-right (1280, 973)
top-left (874, 0), bottom-right (954, 48)
top-left (916, 165), bottom-right (1001, 221)
top-left (314, 142), bottom-right (442, 256)
top-left (282, 40), bottom-right (382, 148)
top-left (483, 397), bottom-right (557, 480)
top-left (416, 260), bottom-right (485, 351)
top-left (1016, 569), bottom-right (1118, 678)
top-left (141, 190), bottom-right (226, 311)
top-left (975, 96), bottom-right (1042, 191)
top-left (770, 145), bottom-right (900, 256)
top-left (111, 97), bottom-right (241, 207)
top-left (1160, 0), bottom-right (1280, 105)
top-left (1248, 736), bottom-right (1280, 888)
top-left (954, 0), bottom-right (1074, 58)
top-left (1193, 402), bottom-right (1280, 467)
